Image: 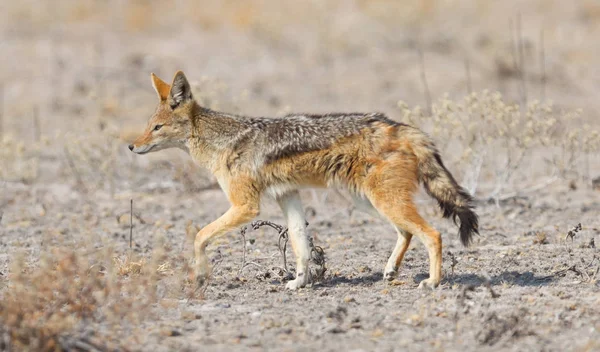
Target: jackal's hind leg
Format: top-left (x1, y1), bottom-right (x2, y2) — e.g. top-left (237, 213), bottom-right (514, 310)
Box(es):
top-left (384, 227), bottom-right (413, 281)
top-left (277, 191), bottom-right (311, 290)
top-left (367, 192), bottom-right (442, 289)
top-left (350, 194), bottom-right (413, 281)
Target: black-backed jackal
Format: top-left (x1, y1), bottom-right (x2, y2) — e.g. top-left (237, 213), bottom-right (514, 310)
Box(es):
top-left (129, 71), bottom-right (479, 290)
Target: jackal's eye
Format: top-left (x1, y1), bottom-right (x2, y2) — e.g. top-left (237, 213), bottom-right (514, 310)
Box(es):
top-left (153, 124), bottom-right (163, 131)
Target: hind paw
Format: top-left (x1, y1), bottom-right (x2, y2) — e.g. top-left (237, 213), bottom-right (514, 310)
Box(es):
top-left (418, 278), bottom-right (440, 290)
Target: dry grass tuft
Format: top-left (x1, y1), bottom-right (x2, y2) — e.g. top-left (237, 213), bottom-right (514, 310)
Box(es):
top-left (113, 254), bottom-right (145, 277)
top-left (113, 253), bottom-right (173, 277)
top-left (0, 241), bottom-right (186, 351)
top-left (533, 231), bottom-right (549, 245)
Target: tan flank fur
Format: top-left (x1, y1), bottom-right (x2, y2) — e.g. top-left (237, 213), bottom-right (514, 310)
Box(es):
top-left (129, 71), bottom-right (479, 290)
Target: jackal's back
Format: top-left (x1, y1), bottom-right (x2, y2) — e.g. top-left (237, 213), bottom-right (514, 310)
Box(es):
top-left (237, 112), bottom-right (400, 165)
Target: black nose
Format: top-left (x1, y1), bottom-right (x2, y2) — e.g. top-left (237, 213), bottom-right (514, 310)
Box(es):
top-left (128, 144), bottom-right (134, 151)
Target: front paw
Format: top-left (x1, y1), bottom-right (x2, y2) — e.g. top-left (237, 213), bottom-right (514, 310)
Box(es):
top-left (285, 272), bottom-right (309, 290)
top-left (418, 278), bottom-right (440, 290)
top-left (195, 260), bottom-right (211, 288)
top-left (383, 268), bottom-right (398, 281)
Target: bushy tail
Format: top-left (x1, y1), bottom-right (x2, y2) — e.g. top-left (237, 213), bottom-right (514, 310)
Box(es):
top-left (409, 132), bottom-right (479, 246)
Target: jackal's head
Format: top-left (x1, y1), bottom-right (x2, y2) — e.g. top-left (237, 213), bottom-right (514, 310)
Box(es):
top-left (129, 71), bottom-right (194, 154)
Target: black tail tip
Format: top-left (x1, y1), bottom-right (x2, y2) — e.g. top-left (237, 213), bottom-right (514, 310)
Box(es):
top-left (458, 207), bottom-right (479, 247)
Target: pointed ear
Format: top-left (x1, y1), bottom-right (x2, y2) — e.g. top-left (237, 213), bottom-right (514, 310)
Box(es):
top-left (151, 73), bottom-right (171, 101)
top-left (169, 71), bottom-right (193, 107)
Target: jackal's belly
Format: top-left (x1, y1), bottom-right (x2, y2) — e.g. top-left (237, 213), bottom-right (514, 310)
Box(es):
top-left (261, 148), bottom-right (369, 198)
top-left (262, 165), bottom-right (329, 199)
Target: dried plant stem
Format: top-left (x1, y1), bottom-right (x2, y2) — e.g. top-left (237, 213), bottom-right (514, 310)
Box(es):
top-left (509, 19), bottom-right (518, 77)
top-left (309, 237), bottom-right (326, 281)
top-left (238, 227), bottom-right (249, 275)
top-left (64, 147), bottom-right (86, 193)
top-left (278, 228), bottom-right (289, 272)
top-left (0, 83), bottom-right (3, 139)
top-left (517, 13), bottom-right (527, 106)
top-left (33, 106), bottom-right (40, 142)
top-left (237, 220), bottom-right (322, 280)
top-left (462, 148), bottom-right (485, 196)
top-left (418, 46), bottom-right (432, 115)
top-left (510, 15), bottom-right (528, 107)
top-left (489, 149), bottom-right (526, 205)
top-left (539, 28), bottom-right (546, 101)
top-left (448, 251), bottom-right (458, 275)
top-left (465, 57), bottom-right (472, 95)
top-left (129, 199), bottom-right (133, 249)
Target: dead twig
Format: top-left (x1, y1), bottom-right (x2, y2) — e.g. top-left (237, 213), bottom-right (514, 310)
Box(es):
top-left (539, 28), bottom-right (546, 101)
top-left (0, 181), bottom-right (5, 225)
top-left (277, 228), bottom-right (289, 273)
top-left (237, 220), bottom-right (291, 279)
top-left (565, 223), bottom-right (582, 242)
top-left (33, 106), bottom-right (40, 142)
top-left (463, 148), bottom-right (486, 197)
top-left (417, 45), bottom-right (432, 115)
top-left (516, 13), bottom-right (527, 106)
top-left (510, 15), bottom-right (527, 108)
top-left (129, 199), bottom-right (133, 249)
top-left (579, 255), bottom-right (598, 283)
top-left (590, 262), bottom-right (600, 283)
top-left (239, 226), bottom-right (248, 274)
top-left (538, 265), bottom-right (577, 281)
top-left (448, 251), bottom-right (458, 275)
top-left (237, 226), bottom-right (264, 275)
top-left (309, 237), bottom-right (326, 281)
top-left (249, 220), bottom-right (290, 273)
top-left (239, 220), bottom-right (323, 282)
top-left (539, 256), bottom-right (596, 283)
top-left (568, 265), bottom-right (587, 281)
top-left (64, 147), bottom-right (87, 193)
top-left (0, 83), bottom-right (3, 139)
top-left (465, 57), bottom-right (472, 95)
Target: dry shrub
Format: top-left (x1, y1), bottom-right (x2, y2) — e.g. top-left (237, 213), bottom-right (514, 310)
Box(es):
top-left (398, 91), bottom-right (600, 200)
top-left (0, 240), bottom-right (184, 351)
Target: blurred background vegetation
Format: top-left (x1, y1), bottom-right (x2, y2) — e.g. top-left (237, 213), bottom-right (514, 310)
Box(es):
top-left (2, 0), bottom-right (599, 194)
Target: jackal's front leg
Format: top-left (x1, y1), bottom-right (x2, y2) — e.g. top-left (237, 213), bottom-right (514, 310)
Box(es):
top-left (277, 191), bottom-right (311, 290)
top-left (194, 204), bottom-right (259, 287)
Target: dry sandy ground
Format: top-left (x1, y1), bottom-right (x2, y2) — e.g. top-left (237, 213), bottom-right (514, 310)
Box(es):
top-left (2, 176), bottom-right (599, 351)
top-left (1, 1), bottom-right (600, 351)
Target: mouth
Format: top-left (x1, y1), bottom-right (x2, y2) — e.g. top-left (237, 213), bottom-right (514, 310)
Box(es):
top-left (133, 144), bottom-right (156, 155)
